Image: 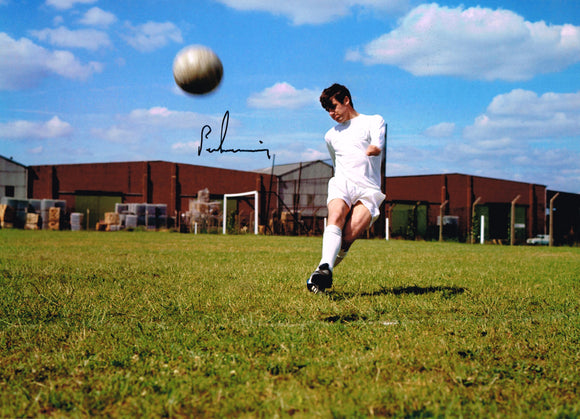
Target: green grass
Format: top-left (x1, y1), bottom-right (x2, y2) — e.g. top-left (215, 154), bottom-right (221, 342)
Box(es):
top-left (1, 229), bottom-right (579, 418)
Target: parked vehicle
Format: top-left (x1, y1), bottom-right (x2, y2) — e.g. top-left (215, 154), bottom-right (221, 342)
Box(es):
top-left (526, 234), bottom-right (550, 245)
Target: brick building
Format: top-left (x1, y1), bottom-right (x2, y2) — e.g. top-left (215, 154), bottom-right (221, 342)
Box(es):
top-left (28, 161), bottom-right (276, 230)
top-left (385, 173), bottom-right (548, 243)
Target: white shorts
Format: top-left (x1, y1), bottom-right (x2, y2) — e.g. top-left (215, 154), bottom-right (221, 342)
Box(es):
top-left (327, 176), bottom-right (386, 224)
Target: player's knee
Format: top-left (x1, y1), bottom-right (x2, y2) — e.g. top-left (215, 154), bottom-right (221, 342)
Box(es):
top-left (327, 202), bottom-right (349, 227)
top-left (327, 214), bottom-right (346, 227)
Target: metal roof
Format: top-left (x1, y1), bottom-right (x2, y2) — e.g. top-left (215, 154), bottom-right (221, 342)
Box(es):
top-left (0, 154), bottom-right (28, 169)
top-left (254, 159), bottom-right (332, 176)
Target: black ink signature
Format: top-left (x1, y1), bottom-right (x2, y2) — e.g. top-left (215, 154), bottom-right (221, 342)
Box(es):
top-left (198, 111), bottom-right (271, 159)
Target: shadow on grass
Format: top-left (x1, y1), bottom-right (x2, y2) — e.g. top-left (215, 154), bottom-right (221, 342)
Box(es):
top-left (323, 313), bottom-right (369, 323)
top-left (328, 285), bottom-right (467, 302)
top-left (322, 285), bottom-right (466, 323)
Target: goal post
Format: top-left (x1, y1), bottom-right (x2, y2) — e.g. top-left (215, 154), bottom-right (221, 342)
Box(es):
top-left (222, 190), bottom-right (259, 235)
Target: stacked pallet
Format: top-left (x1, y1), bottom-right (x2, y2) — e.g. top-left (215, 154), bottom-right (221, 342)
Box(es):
top-left (122, 203), bottom-right (167, 229)
top-left (70, 212), bottom-right (84, 231)
top-left (281, 211), bottom-right (301, 235)
top-left (125, 214), bottom-right (138, 229)
top-left (0, 198), bottom-right (69, 230)
top-left (1, 199), bottom-right (28, 228)
top-left (48, 207), bottom-right (61, 230)
top-left (40, 200), bottom-right (66, 230)
top-left (0, 204), bottom-right (14, 228)
top-left (25, 213), bottom-right (41, 230)
top-left (100, 212), bottom-right (121, 231)
top-left (114, 204), bottom-right (129, 227)
top-left (105, 212), bottom-right (120, 225)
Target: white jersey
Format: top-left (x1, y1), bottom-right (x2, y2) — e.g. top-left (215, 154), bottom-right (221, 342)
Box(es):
top-left (325, 113), bottom-right (385, 190)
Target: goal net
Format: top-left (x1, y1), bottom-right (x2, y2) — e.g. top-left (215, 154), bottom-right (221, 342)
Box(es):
top-left (222, 190), bottom-right (259, 235)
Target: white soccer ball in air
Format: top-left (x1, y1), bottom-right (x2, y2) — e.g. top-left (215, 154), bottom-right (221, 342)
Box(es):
top-left (173, 45), bottom-right (223, 95)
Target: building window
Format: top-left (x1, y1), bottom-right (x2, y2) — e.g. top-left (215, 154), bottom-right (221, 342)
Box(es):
top-left (5, 186), bottom-right (15, 197)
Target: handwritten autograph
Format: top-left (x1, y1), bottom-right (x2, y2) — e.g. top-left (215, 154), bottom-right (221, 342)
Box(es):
top-left (198, 111), bottom-right (271, 159)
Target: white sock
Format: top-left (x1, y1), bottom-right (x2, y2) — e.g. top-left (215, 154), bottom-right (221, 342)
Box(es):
top-left (319, 224), bottom-right (342, 270)
top-left (334, 248), bottom-right (348, 268)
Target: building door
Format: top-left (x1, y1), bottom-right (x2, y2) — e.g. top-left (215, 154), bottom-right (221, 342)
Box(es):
top-left (391, 203), bottom-right (427, 239)
top-left (487, 203), bottom-right (509, 241)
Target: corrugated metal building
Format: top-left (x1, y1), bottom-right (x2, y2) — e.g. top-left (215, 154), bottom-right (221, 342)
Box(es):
top-left (1, 155), bottom-right (28, 200)
top-left (256, 160), bottom-right (333, 234)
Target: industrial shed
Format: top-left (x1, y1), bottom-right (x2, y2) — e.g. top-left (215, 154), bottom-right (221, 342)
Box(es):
top-left (255, 160), bottom-right (334, 234)
top-left (1, 155), bottom-right (28, 200)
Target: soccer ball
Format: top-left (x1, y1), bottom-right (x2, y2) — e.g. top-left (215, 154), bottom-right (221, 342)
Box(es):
top-left (173, 45), bottom-right (223, 95)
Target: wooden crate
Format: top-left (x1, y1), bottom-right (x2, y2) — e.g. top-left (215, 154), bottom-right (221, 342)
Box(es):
top-left (49, 207), bottom-right (61, 222)
top-left (104, 212), bottom-right (120, 225)
top-left (0, 204), bottom-right (14, 223)
top-left (25, 213), bottom-right (41, 230)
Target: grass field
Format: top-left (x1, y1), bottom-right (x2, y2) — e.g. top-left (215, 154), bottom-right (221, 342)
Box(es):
top-left (1, 229), bottom-right (579, 418)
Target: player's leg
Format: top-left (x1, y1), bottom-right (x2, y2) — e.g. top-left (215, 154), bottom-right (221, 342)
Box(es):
top-left (307, 198), bottom-right (349, 293)
top-left (326, 197), bottom-right (350, 227)
top-left (320, 198), bottom-right (350, 268)
top-left (334, 201), bottom-right (374, 267)
top-left (342, 201), bottom-right (373, 245)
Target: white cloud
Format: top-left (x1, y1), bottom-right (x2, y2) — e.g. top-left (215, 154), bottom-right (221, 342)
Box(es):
top-left (91, 126), bottom-right (140, 144)
top-left (93, 107), bottom-right (225, 143)
top-left (215, 0), bottom-right (409, 25)
top-left (412, 89), bottom-right (580, 192)
top-left (171, 141), bottom-right (200, 154)
top-left (464, 89), bottom-right (580, 140)
top-left (123, 21), bottom-right (182, 52)
top-left (30, 26), bottom-right (112, 51)
top-left (0, 33), bottom-right (103, 90)
top-left (127, 107), bottom-right (223, 129)
top-left (79, 7), bottom-right (118, 27)
top-left (347, 3), bottom-right (580, 81)
top-left (45, 49), bottom-right (103, 79)
top-left (450, 137), bottom-right (522, 159)
top-left (301, 148), bottom-right (328, 161)
top-left (0, 116), bottom-right (73, 139)
top-left (45, 0), bottom-right (96, 10)
top-left (423, 122), bottom-right (455, 138)
top-left (247, 82), bottom-right (319, 109)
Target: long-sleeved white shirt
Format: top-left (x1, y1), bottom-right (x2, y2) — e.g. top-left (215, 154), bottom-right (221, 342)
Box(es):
top-left (325, 113), bottom-right (385, 190)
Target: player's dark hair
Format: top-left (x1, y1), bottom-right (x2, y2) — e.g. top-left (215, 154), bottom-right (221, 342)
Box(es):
top-left (320, 83), bottom-right (353, 111)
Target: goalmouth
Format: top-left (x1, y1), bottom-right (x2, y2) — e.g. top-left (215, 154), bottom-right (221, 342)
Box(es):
top-left (222, 190), bottom-right (259, 235)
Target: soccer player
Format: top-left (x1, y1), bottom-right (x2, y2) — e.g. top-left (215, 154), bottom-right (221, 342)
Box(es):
top-left (307, 84), bottom-right (386, 293)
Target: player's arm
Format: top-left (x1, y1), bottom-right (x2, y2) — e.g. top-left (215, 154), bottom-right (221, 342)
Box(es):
top-left (326, 138), bottom-right (336, 165)
top-left (366, 145), bottom-right (381, 156)
top-left (366, 115), bottom-right (386, 156)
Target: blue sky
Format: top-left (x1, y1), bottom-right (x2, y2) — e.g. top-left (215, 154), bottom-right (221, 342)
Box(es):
top-left (1, 0), bottom-right (579, 193)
